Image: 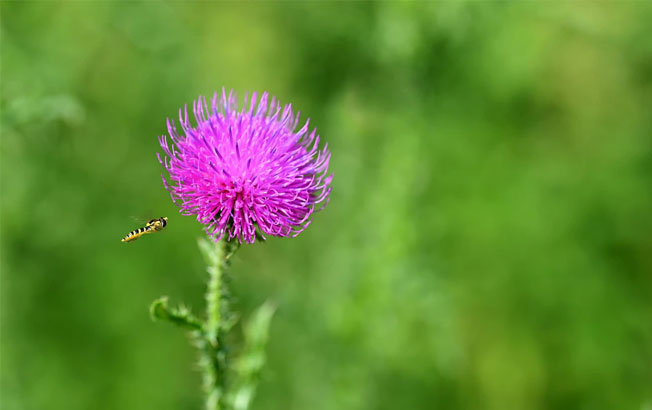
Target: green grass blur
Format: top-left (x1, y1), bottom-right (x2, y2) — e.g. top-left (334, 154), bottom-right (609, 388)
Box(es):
top-left (2, 2), bottom-right (652, 410)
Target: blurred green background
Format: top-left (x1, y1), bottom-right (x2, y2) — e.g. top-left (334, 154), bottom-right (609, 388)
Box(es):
top-left (2, 2), bottom-right (652, 410)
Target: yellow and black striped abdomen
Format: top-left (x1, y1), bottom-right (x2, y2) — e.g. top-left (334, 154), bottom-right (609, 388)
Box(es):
top-left (121, 217), bottom-right (168, 243)
top-left (121, 226), bottom-right (152, 243)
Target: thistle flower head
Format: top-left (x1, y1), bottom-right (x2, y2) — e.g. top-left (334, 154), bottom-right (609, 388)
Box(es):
top-left (158, 89), bottom-right (332, 244)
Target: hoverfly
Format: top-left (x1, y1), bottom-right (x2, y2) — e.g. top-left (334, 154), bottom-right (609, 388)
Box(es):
top-left (121, 217), bottom-right (168, 243)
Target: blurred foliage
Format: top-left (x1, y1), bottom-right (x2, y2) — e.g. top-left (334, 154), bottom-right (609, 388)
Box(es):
top-left (2, 2), bottom-right (652, 410)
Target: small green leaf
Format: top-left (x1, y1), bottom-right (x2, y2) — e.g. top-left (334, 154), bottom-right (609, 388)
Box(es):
top-left (197, 237), bottom-right (220, 267)
top-left (150, 296), bottom-right (203, 331)
top-left (149, 296), bottom-right (171, 321)
top-left (229, 301), bottom-right (276, 410)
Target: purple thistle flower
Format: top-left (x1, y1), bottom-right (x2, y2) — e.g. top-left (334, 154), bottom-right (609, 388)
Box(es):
top-left (158, 89), bottom-right (332, 244)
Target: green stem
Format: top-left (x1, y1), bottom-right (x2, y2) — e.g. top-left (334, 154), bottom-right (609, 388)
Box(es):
top-left (202, 239), bottom-right (229, 410)
top-left (155, 237), bottom-right (240, 410)
top-left (206, 239), bottom-right (224, 346)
